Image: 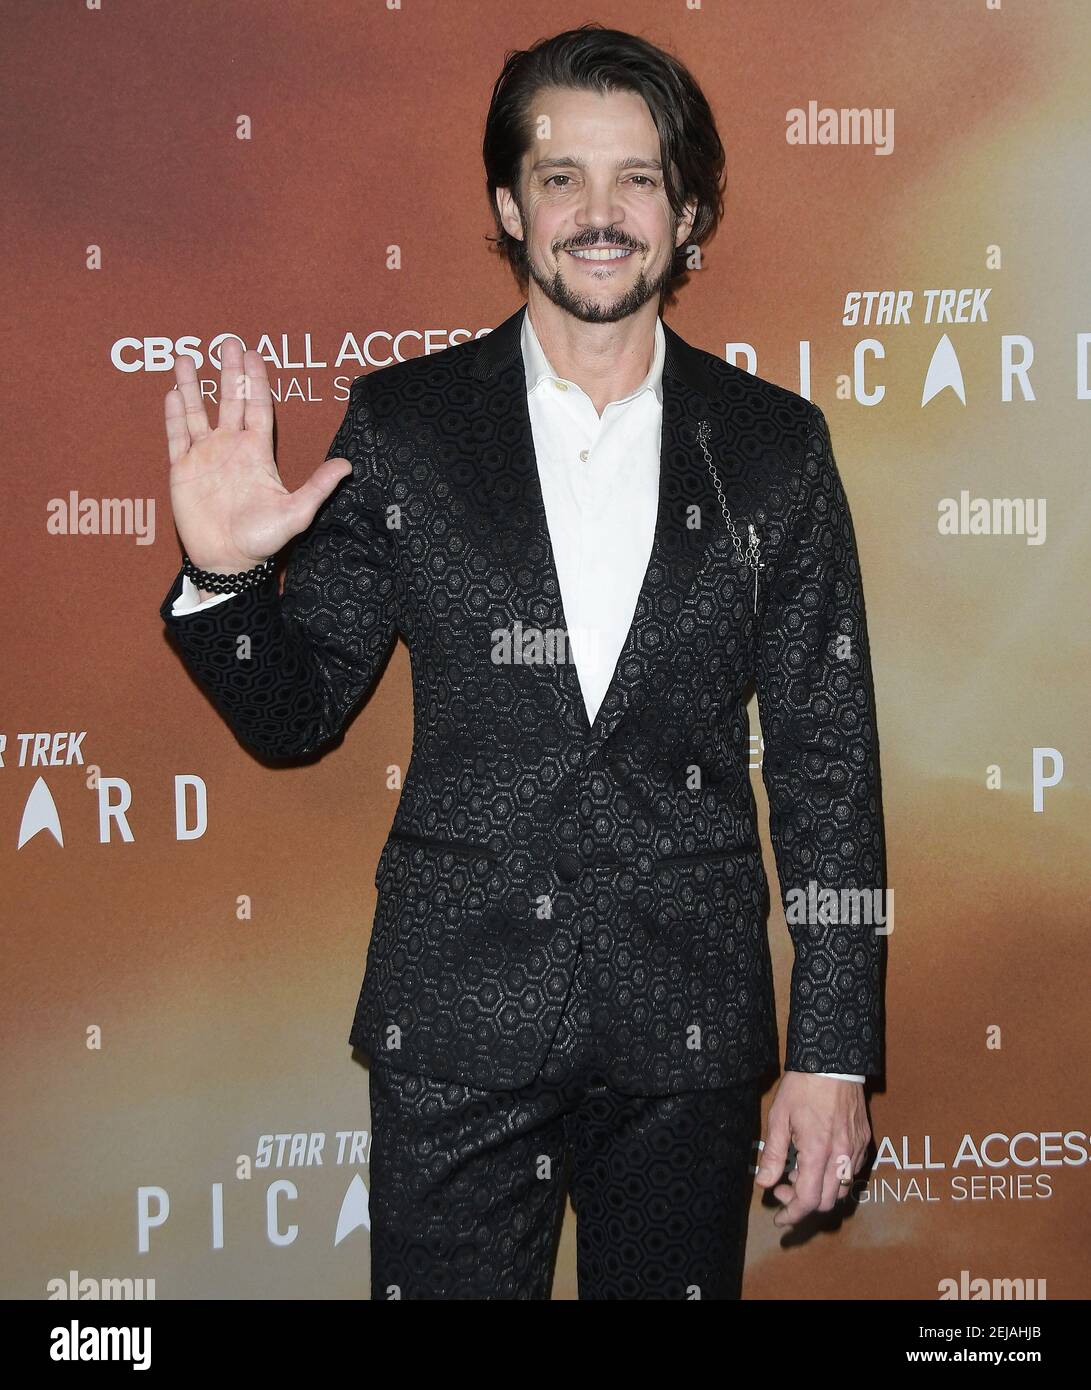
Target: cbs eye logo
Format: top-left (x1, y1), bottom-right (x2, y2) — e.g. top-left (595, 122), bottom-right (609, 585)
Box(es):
top-left (111, 334), bottom-right (247, 373)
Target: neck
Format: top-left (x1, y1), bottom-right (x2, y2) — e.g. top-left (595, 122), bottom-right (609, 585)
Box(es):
top-left (526, 289), bottom-right (658, 415)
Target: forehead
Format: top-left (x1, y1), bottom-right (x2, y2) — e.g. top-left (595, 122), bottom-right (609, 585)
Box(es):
top-left (523, 85), bottom-right (661, 161)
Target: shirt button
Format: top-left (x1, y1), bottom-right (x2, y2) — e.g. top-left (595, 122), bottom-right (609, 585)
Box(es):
top-left (579, 449), bottom-right (588, 461)
top-left (554, 380), bottom-right (568, 391)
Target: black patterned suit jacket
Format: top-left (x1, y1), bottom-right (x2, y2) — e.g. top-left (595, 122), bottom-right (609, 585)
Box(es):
top-left (159, 303), bottom-right (885, 1094)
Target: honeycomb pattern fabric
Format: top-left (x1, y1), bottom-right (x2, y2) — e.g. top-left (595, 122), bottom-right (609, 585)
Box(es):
top-left (368, 949), bottom-right (762, 1300)
top-left (158, 302), bottom-right (886, 1093)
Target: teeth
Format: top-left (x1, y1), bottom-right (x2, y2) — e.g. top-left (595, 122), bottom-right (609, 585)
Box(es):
top-left (570, 248), bottom-right (631, 260)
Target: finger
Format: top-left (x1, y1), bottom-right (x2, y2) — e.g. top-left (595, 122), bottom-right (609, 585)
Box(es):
top-left (772, 1182), bottom-right (803, 1227)
top-left (773, 1146), bottom-right (824, 1228)
top-left (824, 1146), bottom-right (856, 1208)
top-left (283, 457), bottom-right (354, 533)
top-left (849, 1142), bottom-right (869, 1192)
top-left (164, 387), bottom-right (192, 465)
top-left (754, 1111), bottom-right (791, 1188)
top-left (242, 349), bottom-right (274, 437)
top-left (218, 337), bottom-right (247, 432)
top-left (770, 1166), bottom-right (799, 1205)
top-left (173, 354), bottom-right (211, 440)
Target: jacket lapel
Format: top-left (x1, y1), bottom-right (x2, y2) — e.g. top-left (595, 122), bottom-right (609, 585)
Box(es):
top-left (471, 303), bottom-right (725, 750)
top-left (471, 305), bottom-right (591, 740)
top-left (588, 322), bottom-right (720, 747)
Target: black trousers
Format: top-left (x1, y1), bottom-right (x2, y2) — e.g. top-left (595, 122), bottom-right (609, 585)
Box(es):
top-left (367, 949), bottom-right (764, 1300)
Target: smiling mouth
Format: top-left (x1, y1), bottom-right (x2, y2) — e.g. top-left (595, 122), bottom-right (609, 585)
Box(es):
top-left (566, 247), bottom-right (635, 262)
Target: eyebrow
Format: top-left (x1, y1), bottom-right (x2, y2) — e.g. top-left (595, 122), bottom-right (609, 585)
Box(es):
top-left (529, 155), bottom-right (663, 173)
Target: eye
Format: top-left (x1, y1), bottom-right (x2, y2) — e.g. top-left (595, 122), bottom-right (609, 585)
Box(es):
top-left (629, 175), bottom-right (656, 186)
top-left (544, 174), bottom-right (571, 189)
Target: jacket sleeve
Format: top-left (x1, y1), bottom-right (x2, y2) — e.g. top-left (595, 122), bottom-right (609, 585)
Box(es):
top-left (158, 373), bottom-right (399, 758)
top-left (754, 403), bottom-right (886, 1077)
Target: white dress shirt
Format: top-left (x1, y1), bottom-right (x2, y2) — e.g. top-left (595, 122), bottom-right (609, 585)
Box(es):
top-left (520, 309), bottom-right (663, 727)
top-left (169, 313), bottom-right (864, 1083)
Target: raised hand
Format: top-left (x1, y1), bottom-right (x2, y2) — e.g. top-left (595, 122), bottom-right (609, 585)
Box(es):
top-left (163, 338), bottom-right (353, 575)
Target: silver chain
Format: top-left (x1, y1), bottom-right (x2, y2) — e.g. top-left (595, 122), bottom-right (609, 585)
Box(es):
top-left (695, 419), bottom-right (763, 611)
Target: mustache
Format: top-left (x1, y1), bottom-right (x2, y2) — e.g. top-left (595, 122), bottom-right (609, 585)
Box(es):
top-left (559, 233), bottom-right (642, 252)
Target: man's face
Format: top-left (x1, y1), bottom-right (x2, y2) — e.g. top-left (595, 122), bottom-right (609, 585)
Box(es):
top-left (496, 86), bottom-right (696, 323)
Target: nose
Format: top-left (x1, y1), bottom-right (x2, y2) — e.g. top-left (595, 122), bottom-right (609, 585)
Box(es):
top-left (573, 182), bottom-right (627, 240)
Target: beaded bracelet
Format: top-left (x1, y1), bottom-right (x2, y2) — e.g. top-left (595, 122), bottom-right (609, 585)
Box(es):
top-left (181, 551), bottom-right (276, 594)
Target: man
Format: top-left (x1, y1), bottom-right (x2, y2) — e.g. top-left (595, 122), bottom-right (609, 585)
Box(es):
top-left (159, 25), bottom-right (885, 1299)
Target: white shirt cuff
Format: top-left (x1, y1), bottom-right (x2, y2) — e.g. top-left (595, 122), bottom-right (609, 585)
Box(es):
top-left (171, 573), bottom-right (239, 616)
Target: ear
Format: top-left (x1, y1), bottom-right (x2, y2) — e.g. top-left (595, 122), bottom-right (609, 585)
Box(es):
top-left (675, 199), bottom-right (698, 248)
top-left (495, 187), bottom-right (525, 242)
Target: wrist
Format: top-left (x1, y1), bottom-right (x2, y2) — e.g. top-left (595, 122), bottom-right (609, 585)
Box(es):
top-left (181, 551), bottom-right (276, 595)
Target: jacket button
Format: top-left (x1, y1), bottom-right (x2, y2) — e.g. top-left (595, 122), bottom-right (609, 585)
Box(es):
top-left (555, 853), bottom-right (580, 883)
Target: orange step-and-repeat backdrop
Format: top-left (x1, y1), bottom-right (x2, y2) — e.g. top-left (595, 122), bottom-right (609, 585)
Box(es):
top-left (4, 0), bottom-right (1088, 1300)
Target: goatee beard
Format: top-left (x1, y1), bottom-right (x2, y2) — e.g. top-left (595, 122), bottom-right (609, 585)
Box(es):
top-left (528, 251), bottom-right (673, 324)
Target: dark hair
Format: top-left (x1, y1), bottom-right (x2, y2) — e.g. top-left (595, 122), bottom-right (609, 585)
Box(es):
top-left (482, 24), bottom-right (726, 287)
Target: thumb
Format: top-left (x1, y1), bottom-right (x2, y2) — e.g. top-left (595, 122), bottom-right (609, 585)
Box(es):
top-left (285, 456), bottom-right (354, 533)
top-left (754, 1107), bottom-right (791, 1188)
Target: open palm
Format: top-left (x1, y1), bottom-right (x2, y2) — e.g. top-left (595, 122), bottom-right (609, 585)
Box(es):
top-left (164, 338), bottom-right (352, 573)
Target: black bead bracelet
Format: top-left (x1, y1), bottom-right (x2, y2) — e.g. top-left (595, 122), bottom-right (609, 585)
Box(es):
top-left (181, 552), bottom-right (276, 594)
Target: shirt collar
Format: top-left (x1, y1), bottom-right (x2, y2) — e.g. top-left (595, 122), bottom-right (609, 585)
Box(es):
top-left (521, 307), bottom-right (665, 406)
